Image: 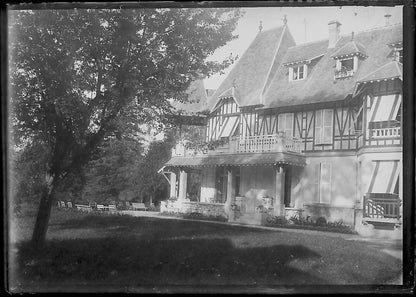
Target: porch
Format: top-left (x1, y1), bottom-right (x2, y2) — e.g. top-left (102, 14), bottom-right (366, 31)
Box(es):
top-left (160, 147), bottom-right (306, 225)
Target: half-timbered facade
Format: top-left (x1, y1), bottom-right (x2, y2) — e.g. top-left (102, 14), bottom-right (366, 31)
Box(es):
top-left (160, 20), bottom-right (403, 232)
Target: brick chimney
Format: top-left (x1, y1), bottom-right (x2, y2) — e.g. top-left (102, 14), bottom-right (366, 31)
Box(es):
top-left (328, 20), bottom-right (341, 48)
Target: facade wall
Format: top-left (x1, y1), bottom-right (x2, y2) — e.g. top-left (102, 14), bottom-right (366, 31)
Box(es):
top-left (292, 153), bottom-right (358, 207)
top-left (291, 153), bottom-right (358, 225)
top-left (240, 166), bottom-right (276, 200)
top-left (200, 167), bottom-right (216, 202)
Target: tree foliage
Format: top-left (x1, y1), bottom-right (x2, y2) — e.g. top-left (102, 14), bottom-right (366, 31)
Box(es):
top-left (10, 8), bottom-right (240, 176)
top-left (8, 7), bottom-right (241, 246)
top-left (81, 137), bottom-right (143, 204)
top-left (137, 137), bottom-right (173, 204)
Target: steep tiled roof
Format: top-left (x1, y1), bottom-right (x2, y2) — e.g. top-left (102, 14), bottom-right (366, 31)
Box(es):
top-left (207, 25), bottom-right (295, 109)
top-left (283, 39), bottom-right (328, 65)
top-left (357, 61), bottom-right (402, 83)
top-left (170, 80), bottom-right (209, 115)
top-left (262, 23), bottom-right (402, 109)
top-left (331, 40), bottom-right (367, 58)
top-left (218, 87), bottom-right (234, 99)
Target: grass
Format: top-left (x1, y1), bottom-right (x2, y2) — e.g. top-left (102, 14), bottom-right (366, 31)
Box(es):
top-left (8, 204), bottom-right (402, 293)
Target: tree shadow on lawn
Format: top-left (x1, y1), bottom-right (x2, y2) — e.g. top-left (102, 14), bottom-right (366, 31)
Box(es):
top-left (12, 235), bottom-right (324, 291)
top-left (53, 215), bottom-right (275, 239)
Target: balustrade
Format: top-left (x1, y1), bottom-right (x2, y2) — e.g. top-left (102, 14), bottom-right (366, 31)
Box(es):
top-left (370, 127), bottom-right (400, 139)
top-left (230, 133), bottom-right (302, 154)
top-left (334, 68), bottom-right (354, 79)
top-left (171, 133), bottom-right (303, 157)
top-left (363, 193), bottom-right (401, 220)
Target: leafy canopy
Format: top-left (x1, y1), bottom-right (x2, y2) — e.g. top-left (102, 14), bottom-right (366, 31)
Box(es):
top-left (9, 8), bottom-right (241, 179)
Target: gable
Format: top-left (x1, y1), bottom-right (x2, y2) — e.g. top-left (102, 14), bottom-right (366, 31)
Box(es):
top-left (207, 25), bottom-right (295, 109)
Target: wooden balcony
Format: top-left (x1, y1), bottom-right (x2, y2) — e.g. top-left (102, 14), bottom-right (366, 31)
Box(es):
top-left (334, 68), bottom-right (354, 79)
top-left (356, 126), bottom-right (401, 148)
top-left (363, 193), bottom-right (401, 220)
top-left (370, 127), bottom-right (400, 139)
top-left (171, 133), bottom-right (303, 157)
top-left (230, 133), bottom-right (302, 154)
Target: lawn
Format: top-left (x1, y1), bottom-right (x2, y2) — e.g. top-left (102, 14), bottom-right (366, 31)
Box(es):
top-left (8, 204), bottom-right (402, 293)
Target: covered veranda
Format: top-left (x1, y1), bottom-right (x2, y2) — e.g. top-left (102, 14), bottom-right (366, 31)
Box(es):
top-left (159, 152), bottom-right (306, 222)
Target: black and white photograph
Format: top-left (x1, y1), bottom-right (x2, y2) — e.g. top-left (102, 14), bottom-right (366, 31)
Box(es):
top-left (5, 1), bottom-right (414, 294)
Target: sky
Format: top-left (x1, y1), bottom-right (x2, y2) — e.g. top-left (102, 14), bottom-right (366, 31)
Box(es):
top-left (204, 5), bottom-right (403, 90)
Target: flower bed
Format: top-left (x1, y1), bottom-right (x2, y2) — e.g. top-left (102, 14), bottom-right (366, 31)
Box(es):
top-left (159, 211), bottom-right (228, 222)
top-left (265, 215), bottom-right (357, 234)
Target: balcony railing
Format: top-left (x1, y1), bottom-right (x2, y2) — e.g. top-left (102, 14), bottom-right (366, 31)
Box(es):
top-left (363, 193), bottom-right (401, 220)
top-left (334, 68), bottom-right (354, 79)
top-left (370, 127), bottom-right (400, 139)
top-left (171, 133), bottom-right (303, 157)
top-left (230, 133), bottom-right (302, 154)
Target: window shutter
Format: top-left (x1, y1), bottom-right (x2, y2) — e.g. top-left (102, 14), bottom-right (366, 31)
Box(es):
top-left (315, 110), bottom-right (323, 144)
top-left (323, 109), bottom-right (333, 144)
top-left (289, 67), bottom-right (293, 81)
top-left (278, 114), bottom-right (285, 132)
top-left (285, 113), bottom-right (294, 137)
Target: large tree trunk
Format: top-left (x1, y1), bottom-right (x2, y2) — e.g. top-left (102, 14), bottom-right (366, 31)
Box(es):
top-left (31, 174), bottom-right (58, 249)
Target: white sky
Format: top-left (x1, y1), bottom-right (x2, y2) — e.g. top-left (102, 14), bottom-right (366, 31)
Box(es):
top-left (204, 5), bottom-right (403, 90)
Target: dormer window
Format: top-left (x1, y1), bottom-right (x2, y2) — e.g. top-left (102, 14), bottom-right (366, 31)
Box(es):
top-left (335, 57), bottom-right (356, 79)
top-left (393, 47), bottom-right (402, 63)
top-left (289, 64), bottom-right (307, 81)
top-left (388, 42), bottom-right (403, 63)
top-left (331, 38), bottom-right (367, 80)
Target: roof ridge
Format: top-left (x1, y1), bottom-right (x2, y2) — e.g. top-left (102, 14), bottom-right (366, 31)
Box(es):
top-left (338, 22), bottom-right (402, 38)
top-left (259, 25), bottom-right (285, 34)
top-left (288, 22), bottom-right (402, 50)
top-left (287, 38), bottom-right (328, 49)
top-left (260, 25), bottom-right (288, 104)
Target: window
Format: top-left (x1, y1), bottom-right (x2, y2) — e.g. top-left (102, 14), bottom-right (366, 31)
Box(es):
top-left (335, 58), bottom-right (355, 79)
top-left (278, 113), bottom-right (294, 137)
top-left (339, 58), bottom-right (354, 71)
top-left (314, 162), bottom-right (332, 204)
top-left (215, 167), bottom-right (227, 203)
top-left (289, 65), bottom-right (307, 81)
top-left (394, 47), bottom-right (403, 63)
top-left (315, 109), bottom-right (333, 144)
top-left (187, 171), bottom-right (201, 202)
top-left (235, 168), bottom-right (241, 196)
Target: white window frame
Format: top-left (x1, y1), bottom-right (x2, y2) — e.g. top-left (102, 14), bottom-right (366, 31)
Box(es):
top-left (278, 113), bottom-right (294, 137)
top-left (315, 109), bottom-right (334, 145)
top-left (336, 57), bottom-right (355, 71)
top-left (289, 64), bottom-right (307, 81)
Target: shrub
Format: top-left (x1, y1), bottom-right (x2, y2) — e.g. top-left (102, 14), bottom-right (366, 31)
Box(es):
top-left (182, 212), bottom-right (227, 222)
top-left (289, 215), bottom-right (311, 225)
top-left (265, 215), bottom-right (288, 225)
top-left (265, 215), bottom-right (355, 234)
top-left (315, 216), bottom-right (327, 226)
top-left (147, 205), bottom-right (160, 212)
